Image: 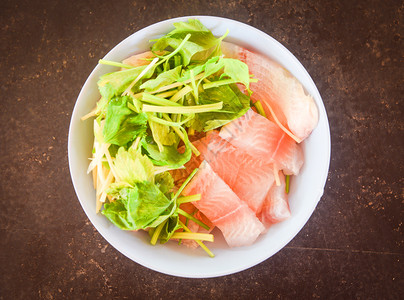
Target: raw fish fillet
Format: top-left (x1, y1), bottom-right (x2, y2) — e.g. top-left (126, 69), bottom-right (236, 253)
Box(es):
top-left (259, 171), bottom-right (291, 227)
top-left (221, 41), bottom-right (318, 141)
top-left (234, 153), bottom-right (275, 212)
top-left (183, 161), bottom-right (265, 247)
top-left (220, 109), bottom-right (303, 175)
top-left (203, 132), bottom-right (274, 212)
top-left (173, 132), bottom-right (275, 213)
top-left (170, 132), bottom-right (237, 186)
top-left (201, 132), bottom-right (241, 188)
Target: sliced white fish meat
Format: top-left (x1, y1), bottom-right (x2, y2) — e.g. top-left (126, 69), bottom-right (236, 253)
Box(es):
top-left (259, 171), bottom-right (291, 227)
top-left (221, 41), bottom-right (319, 141)
top-left (183, 161), bottom-right (265, 247)
top-left (220, 109), bottom-right (303, 175)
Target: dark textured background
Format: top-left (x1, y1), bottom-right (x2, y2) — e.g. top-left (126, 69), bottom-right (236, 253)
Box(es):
top-left (1, 0), bottom-right (403, 299)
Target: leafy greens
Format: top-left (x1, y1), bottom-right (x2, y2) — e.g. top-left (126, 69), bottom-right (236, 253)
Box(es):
top-left (85, 18), bottom-right (258, 256)
top-left (103, 96), bottom-right (148, 146)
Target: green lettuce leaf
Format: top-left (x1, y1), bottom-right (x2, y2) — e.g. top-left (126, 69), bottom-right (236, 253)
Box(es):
top-left (222, 58), bottom-right (251, 91)
top-left (107, 144), bottom-right (120, 157)
top-left (101, 200), bottom-right (133, 230)
top-left (103, 96), bottom-right (148, 146)
top-left (98, 65), bottom-right (153, 100)
top-left (113, 145), bottom-right (155, 185)
top-left (102, 183), bottom-right (174, 230)
top-left (188, 84), bottom-right (250, 131)
top-left (153, 38), bottom-right (205, 67)
top-left (155, 171), bottom-right (174, 195)
top-left (201, 58), bottom-right (252, 91)
top-left (149, 119), bottom-right (177, 152)
top-left (151, 19), bottom-right (222, 66)
top-left (141, 128), bottom-right (191, 168)
top-left (94, 97), bottom-right (108, 122)
top-left (158, 214), bottom-right (181, 244)
top-left (179, 57), bottom-right (250, 92)
top-left (178, 56), bottom-right (222, 82)
top-left (140, 65), bottom-right (182, 92)
top-left (106, 181), bottom-right (132, 197)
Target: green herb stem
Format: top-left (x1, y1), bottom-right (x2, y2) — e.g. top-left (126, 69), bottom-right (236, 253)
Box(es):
top-left (190, 69), bottom-right (199, 104)
top-left (141, 93), bottom-right (181, 107)
top-left (147, 113), bottom-right (193, 127)
top-left (127, 102), bottom-right (139, 113)
top-left (174, 55), bottom-right (182, 67)
top-left (122, 57), bottom-right (159, 96)
top-left (156, 33), bottom-right (191, 66)
top-left (171, 232), bottom-right (214, 242)
top-left (142, 102), bottom-right (223, 114)
top-left (285, 175), bottom-right (290, 194)
top-left (98, 59), bottom-right (134, 69)
top-left (155, 90), bottom-right (178, 99)
top-left (161, 115), bottom-right (200, 156)
top-left (156, 65), bottom-right (163, 74)
top-left (254, 101), bottom-right (267, 118)
top-left (177, 194), bottom-right (201, 204)
top-left (150, 219), bottom-right (168, 245)
top-left (164, 113), bottom-right (194, 126)
top-left (163, 59), bottom-right (170, 72)
top-left (202, 79), bottom-right (235, 89)
top-left (173, 168), bottom-right (199, 201)
top-left (178, 214), bottom-right (190, 245)
top-left (177, 208), bottom-right (210, 231)
top-left (148, 72), bottom-right (205, 95)
top-left (169, 85), bottom-right (193, 103)
top-left (179, 221), bottom-right (214, 258)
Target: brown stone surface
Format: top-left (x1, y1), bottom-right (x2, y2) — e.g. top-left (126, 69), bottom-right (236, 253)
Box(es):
top-left (0, 0), bottom-right (403, 299)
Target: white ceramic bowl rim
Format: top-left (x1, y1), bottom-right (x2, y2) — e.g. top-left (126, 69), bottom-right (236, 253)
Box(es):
top-left (68, 15), bottom-right (331, 278)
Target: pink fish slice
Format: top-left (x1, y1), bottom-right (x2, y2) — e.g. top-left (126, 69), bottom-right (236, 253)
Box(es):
top-left (183, 161), bottom-right (265, 247)
top-left (188, 132), bottom-right (274, 214)
top-left (259, 171), bottom-right (291, 227)
top-left (221, 41), bottom-right (319, 142)
top-left (220, 109), bottom-right (304, 177)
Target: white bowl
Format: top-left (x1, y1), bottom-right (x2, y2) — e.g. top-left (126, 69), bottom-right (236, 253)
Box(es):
top-left (68, 16), bottom-right (331, 278)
